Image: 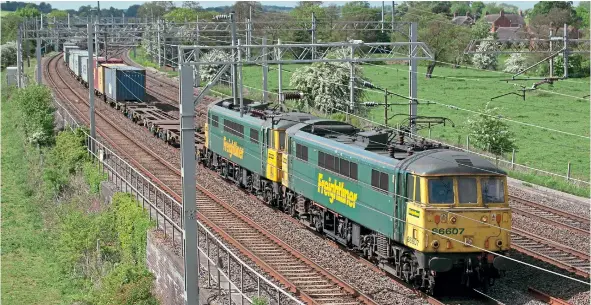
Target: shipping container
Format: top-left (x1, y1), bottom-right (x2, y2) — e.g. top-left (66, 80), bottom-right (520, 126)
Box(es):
top-left (93, 58), bottom-right (124, 93)
top-left (63, 46), bottom-right (80, 63)
top-left (97, 63), bottom-right (126, 95)
top-left (70, 50), bottom-right (89, 78)
top-left (104, 65), bottom-right (146, 102)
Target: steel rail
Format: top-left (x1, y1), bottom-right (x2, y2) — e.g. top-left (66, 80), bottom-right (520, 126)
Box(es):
top-left (511, 228), bottom-right (590, 278)
top-left (510, 195), bottom-right (590, 235)
top-left (527, 287), bottom-right (573, 305)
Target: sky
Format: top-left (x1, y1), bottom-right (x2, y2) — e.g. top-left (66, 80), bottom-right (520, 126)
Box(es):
top-left (30, 1), bottom-right (578, 11)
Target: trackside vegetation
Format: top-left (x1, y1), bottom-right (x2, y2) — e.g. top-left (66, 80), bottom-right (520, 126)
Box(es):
top-left (1, 76), bottom-right (159, 304)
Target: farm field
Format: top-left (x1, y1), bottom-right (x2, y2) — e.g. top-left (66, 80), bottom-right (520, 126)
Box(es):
top-left (239, 63), bottom-right (590, 183)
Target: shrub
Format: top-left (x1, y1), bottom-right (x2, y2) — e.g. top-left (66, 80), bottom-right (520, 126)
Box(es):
top-left (1, 41), bottom-right (17, 68)
top-left (503, 53), bottom-right (528, 73)
top-left (83, 162), bottom-right (108, 194)
top-left (93, 263), bottom-right (158, 305)
top-left (472, 39), bottom-right (498, 70)
top-left (11, 85), bottom-right (55, 145)
top-left (43, 128), bottom-right (88, 194)
top-left (112, 193), bottom-right (155, 264)
top-left (201, 49), bottom-right (232, 84)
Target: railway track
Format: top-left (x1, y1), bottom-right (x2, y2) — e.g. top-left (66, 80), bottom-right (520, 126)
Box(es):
top-left (511, 228), bottom-right (590, 278)
top-left (510, 196), bottom-right (590, 235)
top-left (45, 53), bottom-right (382, 305)
top-left (117, 48), bottom-right (591, 283)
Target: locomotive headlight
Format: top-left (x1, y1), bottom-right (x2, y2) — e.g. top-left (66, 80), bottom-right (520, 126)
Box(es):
top-left (431, 240), bottom-right (440, 248)
top-left (450, 216), bottom-right (457, 224)
top-left (496, 239), bottom-right (503, 247)
top-left (481, 215), bottom-right (488, 223)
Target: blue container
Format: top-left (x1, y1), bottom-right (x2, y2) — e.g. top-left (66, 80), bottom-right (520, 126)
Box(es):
top-left (104, 65), bottom-right (146, 102)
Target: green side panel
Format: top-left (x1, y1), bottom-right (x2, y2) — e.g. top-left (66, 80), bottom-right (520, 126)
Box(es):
top-left (394, 169), bottom-right (407, 242)
top-left (207, 110), bottom-right (265, 176)
top-left (287, 140), bottom-right (396, 239)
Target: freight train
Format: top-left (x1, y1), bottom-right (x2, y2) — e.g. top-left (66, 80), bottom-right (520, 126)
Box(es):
top-left (63, 47), bottom-right (146, 103)
top-left (199, 98), bottom-right (515, 295)
top-left (60, 47), bottom-right (515, 294)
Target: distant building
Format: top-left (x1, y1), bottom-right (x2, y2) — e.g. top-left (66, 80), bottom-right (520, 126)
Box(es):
top-left (484, 9), bottom-right (525, 31)
top-left (451, 12), bottom-right (474, 26)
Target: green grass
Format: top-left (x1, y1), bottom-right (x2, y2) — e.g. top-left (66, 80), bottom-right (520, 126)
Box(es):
top-left (240, 63), bottom-right (590, 183)
top-left (1, 10), bottom-right (13, 16)
top-left (0, 66), bottom-right (79, 304)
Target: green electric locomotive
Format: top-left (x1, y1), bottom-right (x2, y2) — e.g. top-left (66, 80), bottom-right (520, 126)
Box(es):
top-left (200, 98), bottom-right (514, 294)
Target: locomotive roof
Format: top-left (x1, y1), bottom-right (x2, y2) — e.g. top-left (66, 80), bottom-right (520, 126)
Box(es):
top-left (397, 149), bottom-right (506, 176)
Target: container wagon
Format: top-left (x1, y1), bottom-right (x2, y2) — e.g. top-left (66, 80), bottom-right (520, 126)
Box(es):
top-left (70, 50), bottom-right (89, 79)
top-left (103, 65), bottom-right (146, 102)
top-left (63, 46), bottom-right (80, 64)
top-left (93, 58), bottom-right (124, 95)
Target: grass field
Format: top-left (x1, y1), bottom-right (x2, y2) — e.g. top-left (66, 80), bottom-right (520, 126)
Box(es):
top-left (238, 63), bottom-right (590, 183)
top-left (130, 49), bottom-right (589, 194)
top-left (1, 61), bottom-right (83, 304)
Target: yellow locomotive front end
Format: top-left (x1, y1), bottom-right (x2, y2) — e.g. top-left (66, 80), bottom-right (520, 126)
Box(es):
top-left (405, 175), bottom-right (511, 255)
top-left (396, 150), bottom-right (515, 292)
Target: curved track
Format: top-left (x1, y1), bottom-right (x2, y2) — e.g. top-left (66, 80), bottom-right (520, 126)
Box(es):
top-left (46, 53), bottom-right (381, 305)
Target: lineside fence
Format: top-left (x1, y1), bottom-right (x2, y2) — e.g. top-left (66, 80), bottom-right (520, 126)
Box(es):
top-left (52, 96), bottom-right (303, 305)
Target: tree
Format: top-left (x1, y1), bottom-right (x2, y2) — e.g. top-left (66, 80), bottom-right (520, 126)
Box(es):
top-left (47, 9), bottom-right (68, 19)
top-left (402, 12), bottom-right (470, 77)
top-left (530, 1), bottom-right (574, 18)
top-left (0, 13), bottom-right (22, 44)
top-left (465, 103), bottom-right (517, 156)
top-left (137, 1), bottom-right (174, 19)
top-left (164, 7), bottom-right (198, 23)
top-left (233, 1), bottom-right (262, 23)
top-left (38, 1), bottom-right (52, 13)
top-left (289, 2), bottom-right (326, 43)
top-left (126, 4), bottom-right (141, 17)
top-left (182, 1), bottom-right (201, 10)
top-left (575, 2), bottom-right (590, 28)
top-left (451, 2), bottom-right (470, 16)
top-left (529, 7), bottom-right (577, 38)
top-left (1, 42), bottom-right (17, 69)
top-left (471, 1), bottom-right (485, 16)
top-left (472, 39), bottom-right (498, 70)
top-left (340, 2), bottom-right (381, 41)
top-left (290, 48), bottom-right (365, 113)
top-left (15, 4), bottom-right (40, 18)
top-left (200, 49), bottom-right (232, 84)
top-left (503, 53), bottom-right (527, 73)
top-left (471, 19), bottom-right (494, 40)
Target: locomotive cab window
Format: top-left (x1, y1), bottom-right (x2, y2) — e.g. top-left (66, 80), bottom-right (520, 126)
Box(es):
top-left (458, 177), bottom-right (478, 204)
top-left (481, 177), bottom-right (505, 203)
top-left (428, 177), bottom-right (454, 204)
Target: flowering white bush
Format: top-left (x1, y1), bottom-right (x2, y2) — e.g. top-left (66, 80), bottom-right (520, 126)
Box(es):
top-left (503, 53), bottom-right (527, 73)
top-left (200, 49), bottom-right (232, 84)
top-left (1, 42), bottom-right (17, 69)
top-left (289, 48), bottom-right (364, 113)
top-left (472, 39), bottom-right (498, 70)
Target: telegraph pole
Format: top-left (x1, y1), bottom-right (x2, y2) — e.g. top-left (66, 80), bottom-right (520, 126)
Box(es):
top-left (262, 36), bottom-right (268, 103)
top-left (277, 39), bottom-right (282, 103)
top-left (17, 25), bottom-right (22, 88)
top-left (230, 12), bottom-right (238, 106)
top-left (157, 20), bottom-right (162, 67)
top-left (311, 12), bottom-right (316, 60)
top-left (178, 53), bottom-right (198, 305)
top-left (36, 36), bottom-right (42, 84)
top-left (409, 22), bottom-right (418, 135)
top-left (349, 45), bottom-right (356, 121)
top-left (563, 23), bottom-right (569, 78)
top-left (87, 23), bottom-right (96, 151)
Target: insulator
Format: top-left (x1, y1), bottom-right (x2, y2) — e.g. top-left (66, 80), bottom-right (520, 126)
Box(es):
top-left (283, 92), bottom-right (303, 100)
top-left (363, 102), bottom-right (377, 107)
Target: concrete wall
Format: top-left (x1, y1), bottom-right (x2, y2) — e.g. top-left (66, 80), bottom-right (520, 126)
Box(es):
top-left (146, 230), bottom-right (186, 305)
